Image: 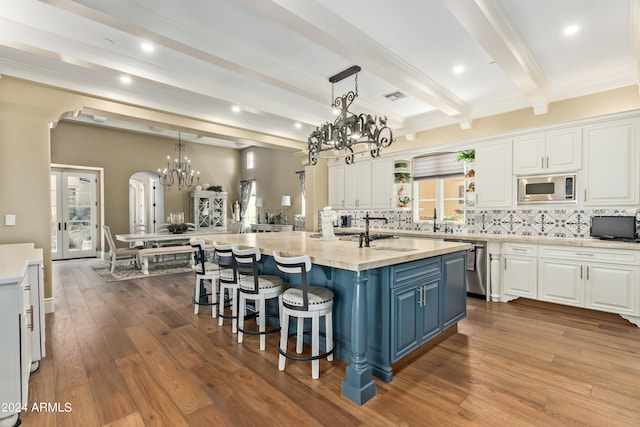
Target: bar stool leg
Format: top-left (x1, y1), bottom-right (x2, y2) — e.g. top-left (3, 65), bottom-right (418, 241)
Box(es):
top-left (218, 286), bottom-right (225, 326)
top-left (259, 298), bottom-right (266, 351)
top-left (312, 312), bottom-right (320, 379)
top-left (194, 278), bottom-right (200, 315)
top-left (211, 279), bottom-right (218, 319)
top-left (238, 295), bottom-right (246, 344)
top-left (279, 311), bottom-right (289, 371)
top-left (296, 318), bottom-right (304, 354)
top-left (231, 289), bottom-right (238, 333)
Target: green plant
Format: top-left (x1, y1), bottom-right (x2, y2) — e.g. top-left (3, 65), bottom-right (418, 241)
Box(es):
top-left (398, 196), bottom-right (411, 205)
top-left (394, 172), bottom-right (412, 183)
top-left (456, 150), bottom-right (475, 162)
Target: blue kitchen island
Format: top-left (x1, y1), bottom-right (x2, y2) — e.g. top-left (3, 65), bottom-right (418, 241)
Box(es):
top-left (204, 231), bottom-right (470, 405)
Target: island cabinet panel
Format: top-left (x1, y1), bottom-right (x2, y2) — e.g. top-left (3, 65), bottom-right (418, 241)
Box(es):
top-left (442, 252), bottom-right (467, 329)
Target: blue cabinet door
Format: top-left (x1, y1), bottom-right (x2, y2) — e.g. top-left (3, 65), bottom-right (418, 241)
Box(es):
top-left (419, 278), bottom-right (441, 343)
top-left (442, 252), bottom-right (467, 329)
top-left (390, 283), bottom-right (420, 361)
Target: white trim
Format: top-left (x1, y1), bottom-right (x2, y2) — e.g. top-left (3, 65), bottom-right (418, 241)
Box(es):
top-left (44, 298), bottom-right (54, 314)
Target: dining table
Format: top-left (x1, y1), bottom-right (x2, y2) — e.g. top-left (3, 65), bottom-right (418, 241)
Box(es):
top-left (115, 230), bottom-right (220, 244)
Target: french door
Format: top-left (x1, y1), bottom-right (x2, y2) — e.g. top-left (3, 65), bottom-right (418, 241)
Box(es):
top-left (51, 171), bottom-right (97, 260)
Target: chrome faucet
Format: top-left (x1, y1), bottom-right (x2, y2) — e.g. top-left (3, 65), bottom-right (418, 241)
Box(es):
top-left (359, 213), bottom-right (389, 248)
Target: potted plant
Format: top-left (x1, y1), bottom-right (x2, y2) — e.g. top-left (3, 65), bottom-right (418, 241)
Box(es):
top-left (394, 172), bottom-right (412, 183)
top-left (456, 150), bottom-right (475, 162)
top-left (398, 196), bottom-right (411, 208)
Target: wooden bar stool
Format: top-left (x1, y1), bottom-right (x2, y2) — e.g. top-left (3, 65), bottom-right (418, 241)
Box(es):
top-left (189, 238), bottom-right (219, 317)
top-left (233, 247), bottom-right (283, 351)
top-left (213, 242), bottom-right (239, 333)
top-left (273, 251), bottom-right (334, 379)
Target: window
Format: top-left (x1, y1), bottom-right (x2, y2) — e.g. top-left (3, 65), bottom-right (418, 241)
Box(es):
top-left (412, 152), bottom-right (465, 223)
top-left (243, 181), bottom-right (257, 228)
top-left (414, 177), bottom-right (465, 222)
top-left (246, 151), bottom-right (254, 170)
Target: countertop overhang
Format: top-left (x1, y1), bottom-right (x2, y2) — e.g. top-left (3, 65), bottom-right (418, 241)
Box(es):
top-left (203, 231), bottom-right (470, 272)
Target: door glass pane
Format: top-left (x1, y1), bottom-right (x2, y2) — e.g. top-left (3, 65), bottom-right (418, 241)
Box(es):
top-left (66, 176), bottom-right (93, 253)
top-left (50, 174), bottom-right (58, 253)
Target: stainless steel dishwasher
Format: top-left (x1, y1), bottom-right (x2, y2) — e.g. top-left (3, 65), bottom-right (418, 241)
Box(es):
top-left (445, 239), bottom-right (487, 298)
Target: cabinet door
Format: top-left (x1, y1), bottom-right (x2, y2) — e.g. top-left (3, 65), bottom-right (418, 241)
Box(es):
top-left (442, 252), bottom-right (466, 329)
top-left (586, 263), bottom-right (639, 315)
top-left (546, 129), bottom-right (581, 171)
top-left (503, 256), bottom-right (537, 298)
top-left (475, 139), bottom-right (513, 207)
top-left (211, 194), bottom-right (227, 230)
top-left (513, 134), bottom-right (545, 174)
top-left (390, 283), bottom-right (420, 361)
top-left (344, 161), bottom-right (372, 208)
top-left (371, 158), bottom-right (393, 208)
top-left (420, 280), bottom-right (441, 343)
top-left (583, 120), bottom-right (639, 206)
top-left (328, 165), bottom-right (345, 208)
top-left (538, 259), bottom-right (583, 307)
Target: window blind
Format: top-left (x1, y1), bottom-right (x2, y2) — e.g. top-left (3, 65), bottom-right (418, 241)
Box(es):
top-left (413, 152), bottom-right (464, 180)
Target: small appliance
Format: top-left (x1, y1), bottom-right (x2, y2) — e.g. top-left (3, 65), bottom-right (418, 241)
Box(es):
top-left (340, 215), bottom-right (352, 228)
top-left (590, 216), bottom-right (637, 241)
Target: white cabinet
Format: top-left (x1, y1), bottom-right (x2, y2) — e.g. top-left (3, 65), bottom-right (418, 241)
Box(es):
top-left (513, 129), bottom-right (581, 174)
top-left (475, 139), bottom-right (513, 207)
top-left (502, 243), bottom-right (537, 300)
top-left (189, 191), bottom-right (228, 231)
top-left (371, 158), bottom-right (394, 209)
top-left (345, 161), bottom-right (372, 208)
top-left (0, 254), bottom-right (34, 426)
top-left (328, 165), bottom-right (345, 208)
top-left (538, 246), bottom-right (639, 316)
top-left (27, 255), bottom-right (45, 371)
top-left (582, 119), bottom-right (639, 206)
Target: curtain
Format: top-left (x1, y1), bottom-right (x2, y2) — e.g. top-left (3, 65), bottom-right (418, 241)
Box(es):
top-left (413, 152), bottom-right (464, 181)
top-left (239, 179), bottom-right (253, 233)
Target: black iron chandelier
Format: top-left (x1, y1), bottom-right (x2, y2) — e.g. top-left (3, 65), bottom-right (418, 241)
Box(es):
top-left (308, 65), bottom-right (394, 165)
top-left (157, 132), bottom-right (200, 191)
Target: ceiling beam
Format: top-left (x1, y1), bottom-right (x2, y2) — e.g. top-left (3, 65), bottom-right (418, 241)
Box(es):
top-left (443, 0), bottom-right (550, 115)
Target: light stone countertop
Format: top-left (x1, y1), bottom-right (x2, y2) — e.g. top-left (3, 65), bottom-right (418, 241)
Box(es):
top-left (334, 227), bottom-right (640, 251)
top-left (202, 231), bottom-right (470, 272)
top-left (0, 245), bottom-right (41, 284)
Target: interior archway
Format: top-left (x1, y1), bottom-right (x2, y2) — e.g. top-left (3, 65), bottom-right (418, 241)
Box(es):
top-left (129, 171), bottom-right (164, 233)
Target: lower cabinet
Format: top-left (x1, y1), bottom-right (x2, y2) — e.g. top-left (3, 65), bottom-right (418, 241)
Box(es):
top-left (390, 251), bottom-right (467, 362)
top-left (502, 243), bottom-right (538, 300)
top-left (535, 246), bottom-right (640, 317)
top-left (391, 277), bottom-right (440, 361)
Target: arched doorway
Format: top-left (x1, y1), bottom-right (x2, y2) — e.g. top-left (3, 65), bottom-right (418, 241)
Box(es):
top-left (129, 172), bottom-right (164, 233)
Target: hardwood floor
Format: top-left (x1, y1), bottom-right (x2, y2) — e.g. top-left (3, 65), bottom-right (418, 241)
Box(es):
top-left (21, 259), bottom-right (640, 426)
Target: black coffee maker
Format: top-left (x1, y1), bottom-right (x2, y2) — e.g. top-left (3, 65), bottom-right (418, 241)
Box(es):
top-left (340, 215), bottom-right (352, 228)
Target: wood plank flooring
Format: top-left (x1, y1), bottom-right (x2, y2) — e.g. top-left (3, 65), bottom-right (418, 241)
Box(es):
top-left (21, 259), bottom-right (640, 426)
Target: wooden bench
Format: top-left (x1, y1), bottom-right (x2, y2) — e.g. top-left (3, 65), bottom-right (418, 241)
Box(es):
top-left (138, 245), bottom-right (196, 275)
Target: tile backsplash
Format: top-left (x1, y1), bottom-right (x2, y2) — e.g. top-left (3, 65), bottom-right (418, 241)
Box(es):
top-left (325, 208), bottom-right (640, 239)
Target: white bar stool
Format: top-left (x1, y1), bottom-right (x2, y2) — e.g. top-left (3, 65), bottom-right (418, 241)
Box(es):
top-left (189, 238), bottom-right (219, 317)
top-left (273, 251), bottom-right (334, 379)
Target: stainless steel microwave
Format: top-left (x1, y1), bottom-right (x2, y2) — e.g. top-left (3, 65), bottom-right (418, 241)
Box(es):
top-left (517, 173), bottom-right (576, 204)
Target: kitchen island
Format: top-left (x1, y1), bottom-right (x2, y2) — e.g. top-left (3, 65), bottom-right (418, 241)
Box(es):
top-left (203, 231), bottom-right (470, 405)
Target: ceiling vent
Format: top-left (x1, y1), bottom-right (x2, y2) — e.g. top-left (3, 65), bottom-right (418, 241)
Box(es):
top-left (384, 91), bottom-right (406, 101)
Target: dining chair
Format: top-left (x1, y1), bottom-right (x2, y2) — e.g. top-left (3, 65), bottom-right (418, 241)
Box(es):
top-left (102, 225), bottom-right (140, 273)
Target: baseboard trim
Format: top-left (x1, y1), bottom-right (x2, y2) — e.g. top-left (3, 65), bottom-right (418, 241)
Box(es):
top-left (44, 297), bottom-right (55, 313)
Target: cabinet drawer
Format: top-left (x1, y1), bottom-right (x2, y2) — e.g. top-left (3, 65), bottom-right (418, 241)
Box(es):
top-left (390, 258), bottom-right (441, 288)
top-left (503, 243), bottom-right (537, 256)
top-left (538, 245), bottom-right (640, 265)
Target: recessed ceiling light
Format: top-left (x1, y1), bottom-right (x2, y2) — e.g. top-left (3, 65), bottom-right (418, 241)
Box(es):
top-left (453, 65), bottom-right (465, 74)
top-left (294, 122), bottom-right (302, 129)
top-left (564, 25), bottom-right (579, 36)
top-left (141, 42), bottom-right (154, 52)
top-left (231, 105), bottom-right (241, 113)
top-left (120, 75), bottom-right (132, 84)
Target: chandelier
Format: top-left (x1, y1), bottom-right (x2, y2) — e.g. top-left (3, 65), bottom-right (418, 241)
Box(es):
top-left (158, 132), bottom-right (200, 191)
top-left (308, 65), bottom-right (394, 165)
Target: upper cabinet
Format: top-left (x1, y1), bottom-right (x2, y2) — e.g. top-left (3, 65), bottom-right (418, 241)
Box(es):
top-left (475, 139), bottom-right (513, 208)
top-left (329, 157), bottom-right (396, 210)
top-left (582, 119), bottom-right (639, 206)
top-left (513, 129), bottom-right (581, 174)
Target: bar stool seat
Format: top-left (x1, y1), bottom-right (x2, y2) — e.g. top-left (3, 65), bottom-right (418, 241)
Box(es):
top-left (214, 242), bottom-right (239, 333)
top-left (190, 238), bottom-right (219, 317)
top-left (234, 247), bottom-right (283, 351)
top-left (273, 251), bottom-right (334, 379)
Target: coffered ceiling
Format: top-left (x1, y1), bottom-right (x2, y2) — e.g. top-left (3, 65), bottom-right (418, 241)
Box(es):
top-left (1, 0), bottom-right (638, 150)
